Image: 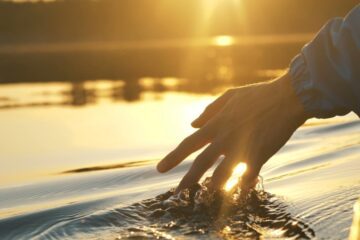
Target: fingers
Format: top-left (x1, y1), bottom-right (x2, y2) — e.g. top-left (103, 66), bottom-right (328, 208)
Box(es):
top-left (191, 89), bottom-right (234, 128)
top-left (175, 141), bottom-right (222, 192)
top-left (210, 155), bottom-right (236, 189)
top-left (241, 160), bottom-right (262, 188)
top-left (157, 129), bottom-right (210, 173)
top-left (211, 156), bottom-right (262, 191)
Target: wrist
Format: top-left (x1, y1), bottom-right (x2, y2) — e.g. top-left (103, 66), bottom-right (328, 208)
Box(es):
top-left (275, 72), bottom-right (310, 124)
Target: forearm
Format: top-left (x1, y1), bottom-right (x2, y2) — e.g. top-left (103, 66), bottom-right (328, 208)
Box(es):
top-left (289, 5), bottom-right (360, 119)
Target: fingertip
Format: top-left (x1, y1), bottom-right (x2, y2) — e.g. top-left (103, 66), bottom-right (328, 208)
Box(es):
top-left (156, 162), bottom-right (167, 173)
top-left (191, 122), bottom-right (199, 128)
top-left (191, 118), bottom-right (198, 126)
top-left (191, 119), bottom-right (202, 128)
top-left (156, 165), bottom-right (166, 173)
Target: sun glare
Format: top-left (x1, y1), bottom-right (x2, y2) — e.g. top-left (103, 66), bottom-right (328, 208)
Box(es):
top-left (213, 35), bottom-right (234, 47)
top-left (224, 162), bottom-right (247, 191)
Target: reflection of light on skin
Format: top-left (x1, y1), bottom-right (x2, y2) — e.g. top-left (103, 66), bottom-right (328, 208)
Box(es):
top-left (213, 35), bottom-right (234, 47)
top-left (224, 162), bottom-right (247, 191)
top-left (256, 69), bottom-right (287, 79)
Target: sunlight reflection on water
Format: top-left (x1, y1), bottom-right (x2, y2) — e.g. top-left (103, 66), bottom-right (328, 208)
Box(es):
top-left (0, 82), bottom-right (214, 186)
top-left (0, 80), bottom-right (359, 239)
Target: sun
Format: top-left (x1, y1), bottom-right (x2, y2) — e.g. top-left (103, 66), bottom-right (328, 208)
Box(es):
top-left (213, 35), bottom-right (234, 47)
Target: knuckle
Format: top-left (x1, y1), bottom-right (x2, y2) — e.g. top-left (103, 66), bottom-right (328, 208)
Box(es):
top-left (198, 126), bottom-right (212, 139)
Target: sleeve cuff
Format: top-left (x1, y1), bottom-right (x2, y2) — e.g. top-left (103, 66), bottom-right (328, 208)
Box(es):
top-left (289, 53), bottom-right (355, 119)
top-left (289, 53), bottom-right (320, 118)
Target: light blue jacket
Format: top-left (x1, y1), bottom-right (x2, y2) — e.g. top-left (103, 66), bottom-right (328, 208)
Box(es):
top-left (290, 5), bottom-right (360, 118)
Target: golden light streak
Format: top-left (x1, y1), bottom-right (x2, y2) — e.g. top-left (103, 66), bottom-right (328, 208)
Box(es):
top-left (201, 0), bottom-right (219, 22)
top-left (180, 0), bottom-right (244, 79)
top-left (224, 162), bottom-right (247, 191)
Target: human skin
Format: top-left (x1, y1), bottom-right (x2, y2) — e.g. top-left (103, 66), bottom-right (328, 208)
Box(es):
top-left (157, 72), bottom-right (310, 193)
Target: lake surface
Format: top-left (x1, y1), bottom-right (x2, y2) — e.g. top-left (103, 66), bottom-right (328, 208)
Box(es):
top-left (0, 80), bottom-right (359, 239)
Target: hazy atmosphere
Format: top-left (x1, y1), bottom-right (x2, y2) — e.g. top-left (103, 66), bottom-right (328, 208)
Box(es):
top-left (0, 1), bottom-right (359, 239)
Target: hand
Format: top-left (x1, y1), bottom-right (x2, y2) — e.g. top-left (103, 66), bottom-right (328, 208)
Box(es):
top-left (157, 73), bottom-right (309, 192)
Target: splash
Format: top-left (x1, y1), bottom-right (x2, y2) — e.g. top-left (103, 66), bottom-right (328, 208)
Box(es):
top-left (31, 176), bottom-right (315, 239)
top-left (111, 176), bottom-right (315, 239)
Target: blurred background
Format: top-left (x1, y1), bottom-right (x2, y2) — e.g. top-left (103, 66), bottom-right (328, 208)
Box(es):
top-left (0, 0), bottom-right (357, 106)
top-left (1, 2), bottom-right (360, 239)
top-left (0, 0), bottom-right (357, 184)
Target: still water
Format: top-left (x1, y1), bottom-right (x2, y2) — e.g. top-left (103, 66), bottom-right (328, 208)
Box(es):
top-left (0, 80), bottom-right (359, 239)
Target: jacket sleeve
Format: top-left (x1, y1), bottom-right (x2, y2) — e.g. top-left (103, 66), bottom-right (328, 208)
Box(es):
top-left (289, 5), bottom-right (360, 118)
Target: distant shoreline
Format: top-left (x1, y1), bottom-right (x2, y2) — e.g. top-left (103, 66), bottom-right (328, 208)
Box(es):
top-left (0, 33), bottom-right (314, 54)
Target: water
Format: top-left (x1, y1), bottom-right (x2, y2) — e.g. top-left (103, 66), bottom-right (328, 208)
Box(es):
top-left (0, 81), bottom-right (359, 239)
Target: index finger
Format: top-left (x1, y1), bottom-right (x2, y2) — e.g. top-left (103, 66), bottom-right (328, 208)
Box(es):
top-left (191, 89), bottom-right (235, 128)
top-left (156, 128), bottom-right (210, 173)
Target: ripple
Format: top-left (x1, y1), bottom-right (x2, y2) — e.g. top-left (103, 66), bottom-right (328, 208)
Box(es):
top-left (296, 184), bottom-right (360, 239)
top-left (27, 178), bottom-right (315, 240)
